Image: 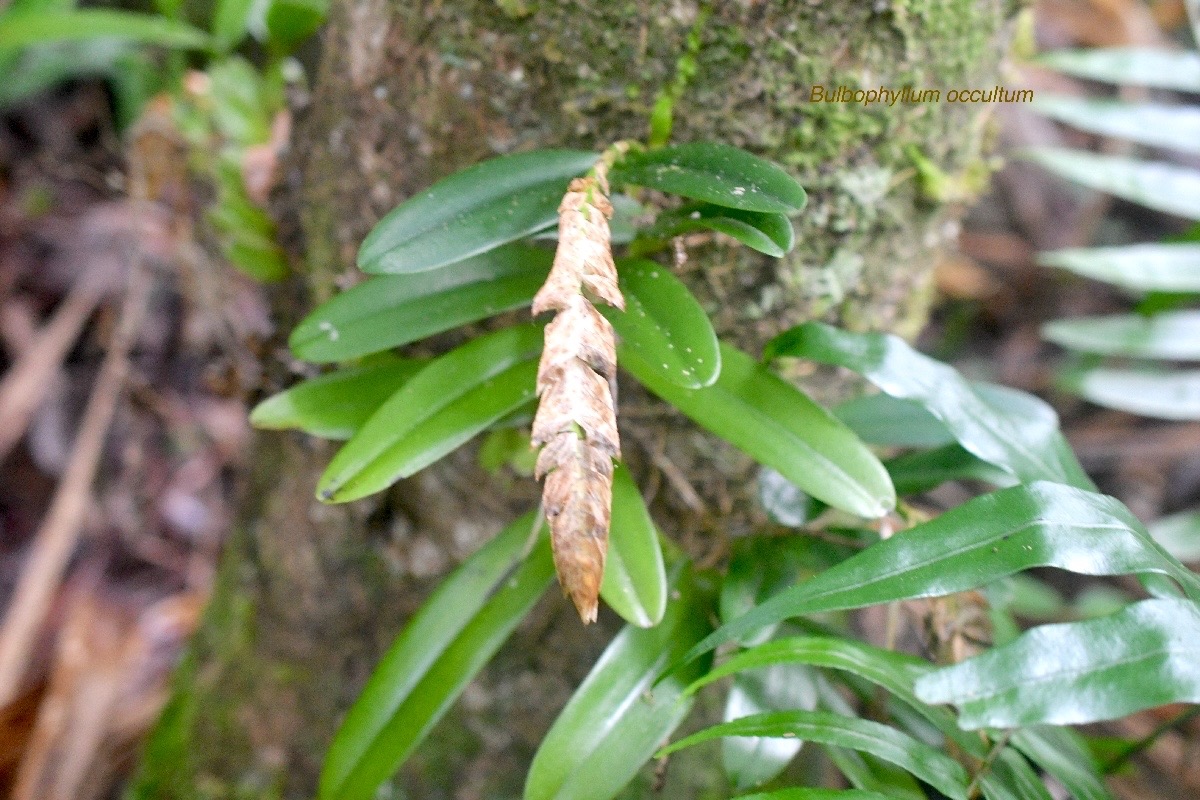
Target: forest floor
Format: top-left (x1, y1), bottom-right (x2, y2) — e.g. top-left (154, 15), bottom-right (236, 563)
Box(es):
top-left (0, 0), bottom-right (1198, 798)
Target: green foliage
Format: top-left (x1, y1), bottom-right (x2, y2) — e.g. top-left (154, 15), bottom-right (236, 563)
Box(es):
top-left (602, 464), bottom-right (668, 628)
top-left (358, 150), bottom-right (599, 274)
top-left (1028, 43), bottom-right (1200, 420)
top-left (523, 564), bottom-right (713, 800)
top-left (604, 257), bottom-right (721, 389)
top-left (0, 0), bottom-right (328, 283)
top-left (915, 599), bottom-right (1200, 728)
top-left (319, 513), bottom-right (555, 800)
top-left (248, 127), bottom-right (1200, 800)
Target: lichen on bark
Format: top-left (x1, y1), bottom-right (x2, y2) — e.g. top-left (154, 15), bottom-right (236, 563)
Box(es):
top-left (134, 2), bottom-right (1018, 798)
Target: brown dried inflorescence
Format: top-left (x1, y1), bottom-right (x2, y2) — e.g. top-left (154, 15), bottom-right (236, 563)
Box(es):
top-left (532, 176), bottom-right (624, 623)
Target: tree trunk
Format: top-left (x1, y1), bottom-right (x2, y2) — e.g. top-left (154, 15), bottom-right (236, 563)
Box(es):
top-left (131, 2), bottom-right (1016, 798)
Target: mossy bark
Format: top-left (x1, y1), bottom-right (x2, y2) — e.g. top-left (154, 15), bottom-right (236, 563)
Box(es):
top-left (132, 2), bottom-right (1017, 798)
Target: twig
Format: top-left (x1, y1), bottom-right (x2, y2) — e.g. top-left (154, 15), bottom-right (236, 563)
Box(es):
top-left (1103, 706), bottom-right (1200, 774)
top-left (0, 281), bottom-right (102, 463)
top-left (966, 730), bottom-right (1013, 799)
top-left (0, 247), bottom-right (152, 707)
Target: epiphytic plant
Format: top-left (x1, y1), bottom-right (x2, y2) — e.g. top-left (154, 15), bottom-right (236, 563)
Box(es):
top-left (252, 127), bottom-right (1200, 800)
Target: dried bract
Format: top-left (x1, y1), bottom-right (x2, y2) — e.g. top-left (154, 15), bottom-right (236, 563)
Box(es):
top-left (532, 176), bottom-right (624, 622)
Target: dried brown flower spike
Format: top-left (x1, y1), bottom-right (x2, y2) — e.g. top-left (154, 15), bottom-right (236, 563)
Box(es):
top-left (532, 175), bottom-right (625, 623)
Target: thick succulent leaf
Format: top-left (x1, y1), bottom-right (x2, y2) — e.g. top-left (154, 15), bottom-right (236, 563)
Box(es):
top-left (1038, 244), bottom-right (1200, 293)
top-left (767, 322), bottom-right (1094, 490)
top-left (358, 150), bottom-right (597, 273)
top-left (604, 258), bottom-right (721, 389)
top-left (0, 9), bottom-right (212, 49)
top-left (291, 244), bottom-right (553, 363)
top-left (1023, 148), bottom-right (1200, 221)
top-left (683, 481), bottom-right (1200, 663)
top-left (1069, 367), bottom-right (1200, 420)
top-left (1032, 95), bottom-right (1200, 154)
top-left (1012, 727), bottom-right (1114, 800)
top-left (523, 565), bottom-right (713, 800)
top-left (318, 325), bottom-right (542, 502)
top-left (319, 514), bottom-right (554, 800)
top-left (624, 341), bottom-right (894, 519)
top-left (658, 710), bottom-right (970, 800)
top-left (832, 394), bottom-right (956, 449)
top-left (649, 203), bottom-right (796, 257)
top-left (722, 662), bottom-right (819, 789)
top-left (600, 464), bottom-right (668, 628)
top-left (1043, 311), bottom-right (1200, 360)
top-left (884, 444), bottom-right (1015, 496)
top-left (610, 142), bottom-right (807, 214)
top-left (1036, 47), bottom-right (1200, 92)
top-left (250, 358), bottom-right (426, 439)
top-left (1148, 510), bottom-right (1200, 562)
top-left (915, 598), bottom-right (1200, 728)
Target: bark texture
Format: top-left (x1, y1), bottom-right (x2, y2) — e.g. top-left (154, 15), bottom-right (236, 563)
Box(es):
top-left (132, 2), bottom-right (1018, 798)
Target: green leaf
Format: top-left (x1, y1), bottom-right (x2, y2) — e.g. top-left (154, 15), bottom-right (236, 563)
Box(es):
top-left (0, 10), bottom-right (212, 51)
top-left (729, 791), bottom-right (896, 800)
top-left (1043, 311), bottom-right (1200, 360)
top-left (523, 565), bottom-right (714, 800)
top-left (249, 358), bottom-right (426, 440)
top-left (1039, 244), bottom-right (1200, 293)
top-left (358, 150), bottom-right (597, 274)
top-left (1023, 148), bottom-right (1200, 221)
top-left (1068, 367), bottom-right (1200, 420)
top-left (624, 341), bottom-right (894, 519)
top-left (611, 142), bottom-right (807, 214)
top-left (1012, 727), bottom-right (1114, 800)
top-left (207, 57), bottom-right (271, 143)
top-left (211, 0), bottom-right (254, 51)
top-left (264, 0), bottom-right (327, 51)
top-left (318, 325), bottom-right (542, 502)
top-left (649, 203), bottom-right (795, 257)
top-left (915, 598), bottom-right (1200, 728)
top-left (1148, 510), bottom-right (1200, 562)
top-left (0, 38), bottom-right (133, 110)
top-left (600, 464), bottom-right (667, 627)
top-left (1032, 95), bottom-right (1200, 154)
top-left (757, 467), bottom-right (818, 527)
top-left (605, 258), bottom-right (721, 389)
top-left (319, 513), bottom-right (554, 800)
top-left (767, 322), bottom-right (1094, 490)
top-left (290, 243), bottom-right (552, 363)
top-left (683, 635), bottom-right (1058, 800)
top-left (722, 662), bottom-right (818, 789)
top-left (885, 444), bottom-right (1015, 496)
top-left (832, 394), bottom-right (956, 449)
top-left (658, 710), bottom-right (970, 800)
top-left (719, 537), bottom-right (851, 647)
top-left (1036, 47), bottom-right (1200, 92)
top-left (683, 482), bottom-right (1200, 664)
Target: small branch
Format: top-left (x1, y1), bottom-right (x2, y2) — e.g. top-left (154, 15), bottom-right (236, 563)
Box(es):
top-left (966, 730), bottom-right (1013, 799)
top-left (1103, 706), bottom-right (1200, 774)
top-left (0, 281), bottom-right (102, 463)
top-left (0, 231), bottom-right (152, 707)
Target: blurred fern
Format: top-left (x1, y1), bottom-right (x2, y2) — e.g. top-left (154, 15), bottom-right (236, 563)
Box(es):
top-left (1027, 38), bottom-right (1200, 420)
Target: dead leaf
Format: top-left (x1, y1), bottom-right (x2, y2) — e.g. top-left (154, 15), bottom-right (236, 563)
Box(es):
top-left (531, 175), bottom-right (624, 623)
